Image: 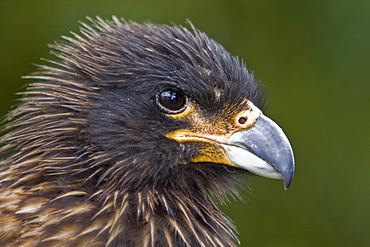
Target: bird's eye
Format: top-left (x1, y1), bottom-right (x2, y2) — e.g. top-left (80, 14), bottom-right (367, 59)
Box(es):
top-left (156, 89), bottom-right (187, 114)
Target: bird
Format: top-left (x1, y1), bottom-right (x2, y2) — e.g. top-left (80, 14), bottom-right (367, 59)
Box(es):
top-left (0, 16), bottom-right (294, 247)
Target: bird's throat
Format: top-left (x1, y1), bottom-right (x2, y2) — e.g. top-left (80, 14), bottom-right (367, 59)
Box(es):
top-left (91, 188), bottom-right (239, 246)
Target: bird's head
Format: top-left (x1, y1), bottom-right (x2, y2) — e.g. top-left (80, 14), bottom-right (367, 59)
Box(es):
top-left (84, 18), bottom-right (294, 191)
top-left (2, 17), bottom-right (294, 195)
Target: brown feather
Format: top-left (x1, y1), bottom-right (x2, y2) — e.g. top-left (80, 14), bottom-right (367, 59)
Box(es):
top-left (0, 17), bottom-right (264, 246)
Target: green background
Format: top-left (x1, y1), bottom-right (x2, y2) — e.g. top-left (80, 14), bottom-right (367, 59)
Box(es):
top-left (0, 1), bottom-right (369, 246)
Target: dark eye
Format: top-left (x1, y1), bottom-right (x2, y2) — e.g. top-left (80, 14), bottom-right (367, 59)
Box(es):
top-left (156, 89), bottom-right (187, 114)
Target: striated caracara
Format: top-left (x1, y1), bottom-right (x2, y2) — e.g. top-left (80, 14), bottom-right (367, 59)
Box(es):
top-left (0, 17), bottom-right (294, 246)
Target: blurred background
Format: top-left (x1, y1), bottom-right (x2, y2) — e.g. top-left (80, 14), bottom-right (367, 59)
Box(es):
top-left (0, 1), bottom-right (369, 246)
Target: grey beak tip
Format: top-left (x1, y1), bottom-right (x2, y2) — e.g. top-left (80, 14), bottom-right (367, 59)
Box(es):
top-left (284, 174), bottom-right (293, 190)
top-left (282, 159), bottom-right (295, 190)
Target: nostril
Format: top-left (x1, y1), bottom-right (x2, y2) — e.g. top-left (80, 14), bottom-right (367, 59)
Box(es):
top-left (238, 116), bottom-right (248, 125)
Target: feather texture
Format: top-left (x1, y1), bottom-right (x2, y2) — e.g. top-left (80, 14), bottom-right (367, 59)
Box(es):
top-left (0, 17), bottom-right (264, 246)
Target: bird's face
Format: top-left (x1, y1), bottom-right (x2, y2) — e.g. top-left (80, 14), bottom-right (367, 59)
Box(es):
top-left (15, 19), bottom-right (294, 194)
top-left (86, 39), bottom-right (294, 190)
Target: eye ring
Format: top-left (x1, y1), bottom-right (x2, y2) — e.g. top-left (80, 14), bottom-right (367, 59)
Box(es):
top-left (156, 88), bottom-right (188, 114)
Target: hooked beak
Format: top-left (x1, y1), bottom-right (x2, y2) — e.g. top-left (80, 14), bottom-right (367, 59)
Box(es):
top-left (222, 114), bottom-right (295, 189)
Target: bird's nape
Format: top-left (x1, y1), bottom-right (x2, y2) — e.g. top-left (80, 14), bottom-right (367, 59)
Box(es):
top-left (0, 16), bottom-right (294, 246)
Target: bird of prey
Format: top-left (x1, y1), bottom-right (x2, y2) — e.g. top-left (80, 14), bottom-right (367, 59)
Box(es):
top-left (0, 17), bottom-right (294, 246)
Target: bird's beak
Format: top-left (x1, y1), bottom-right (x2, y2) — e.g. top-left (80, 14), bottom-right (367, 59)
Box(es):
top-left (221, 114), bottom-right (295, 189)
top-left (166, 103), bottom-right (295, 189)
